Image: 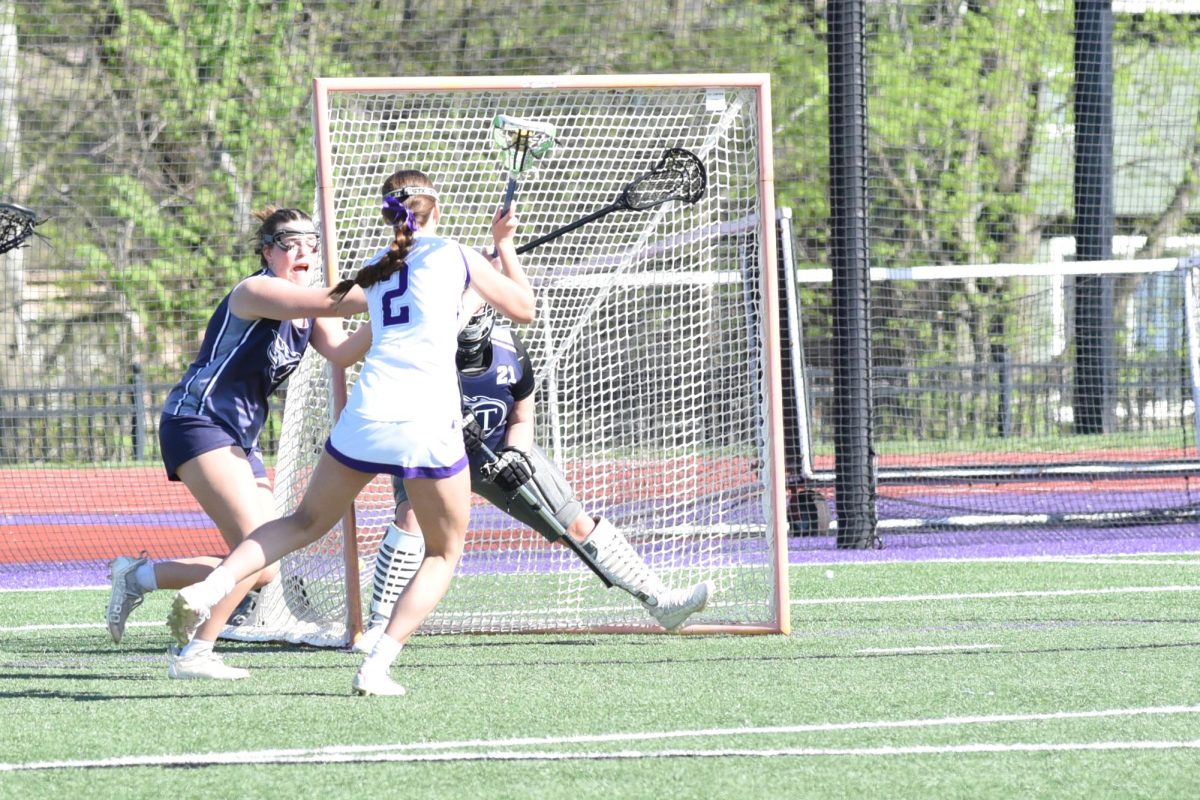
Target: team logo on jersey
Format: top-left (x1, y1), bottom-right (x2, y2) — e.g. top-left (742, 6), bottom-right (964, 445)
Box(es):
top-left (266, 328), bottom-right (305, 388)
top-left (463, 394), bottom-right (508, 438)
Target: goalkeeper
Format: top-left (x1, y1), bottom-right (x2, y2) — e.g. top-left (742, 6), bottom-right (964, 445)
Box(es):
top-left (355, 299), bottom-right (713, 652)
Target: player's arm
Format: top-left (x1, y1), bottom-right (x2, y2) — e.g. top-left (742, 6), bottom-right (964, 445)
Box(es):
top-left (466, 207), bottom-right (534, 323)
top-left (503, 394), bottom-right (535, 452)
top-left (488, 330), bottom-right (537, 490)
top-left (309, 318), bottom-right (372, 369)
top-left (229, 276), bottom-right (368, 321)
top-left (502, 330), bottom-right (537, 451)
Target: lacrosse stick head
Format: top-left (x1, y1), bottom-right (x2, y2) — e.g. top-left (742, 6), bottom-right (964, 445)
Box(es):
top-left (491, 114), bottom-right (557, 177)
top-left (620, 148), bottom-right (707, 211)
top-left (0, 202), bottom-right (46, 255)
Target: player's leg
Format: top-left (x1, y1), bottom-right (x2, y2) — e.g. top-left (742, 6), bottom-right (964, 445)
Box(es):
top-left (477, 444), bottom-right (712, 630)
top-left (575, 517), bottom-right (713, 631)
top-left (160, 448), bottom-right (280, 678)
top-left (106, 445), bottom-right (270, 645)
top-left (354, 468), bottom-right (470, 696)
top-left (351, 478), bottom-right (425, 654)
top-left (169, 450), bottom-right (375, 648)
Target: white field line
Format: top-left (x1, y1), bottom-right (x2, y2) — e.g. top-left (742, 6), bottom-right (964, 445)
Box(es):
top-left (857, 644), bottom-right (1002, 655)
top-left (0, 585), bottom-right (109, 593)
top-left (1, 551), bottom-right (1196, 596)
top-left (3, 549), bottom-right (1197, 596)
top-left (3, 705), bottom-right (1200, 771)
top-left (790, 584), bottom-right (1200, 606)
top-left (3, 584), bottom-right (1198, 636)
top-left (797, 552), bottom-right (1200, 568)
top-left (0, 620), bottom-right (164, 633)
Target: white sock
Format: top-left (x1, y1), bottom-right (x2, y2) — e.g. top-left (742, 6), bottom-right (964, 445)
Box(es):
top-left (360, 634), bottom-right (403, 675)
top-left (196, 566), bottom-right (237, 606)
top-left (179, 639), bottom-right (214, 659)
top-left (134, 562), bottom-right (158, 592)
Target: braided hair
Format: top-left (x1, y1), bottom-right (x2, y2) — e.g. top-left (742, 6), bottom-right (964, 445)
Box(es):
top-left (329, 170), bottom-right (438, 302)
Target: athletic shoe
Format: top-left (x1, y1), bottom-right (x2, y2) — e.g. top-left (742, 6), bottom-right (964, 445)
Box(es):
top-left (167, 585), bottom-right (212, 648)
top-left (228, 589), bottom-right (260, 627)
top-left (646, 579), bottom-right (714, 632)
top-left (351, 623), bottom-right (386, 655)
top-left (167, 645), bottom-right (250, 681)
top-left (352, 670), bottom-right (406, 697)
top-left (106, 553), bottom-right (149, 644)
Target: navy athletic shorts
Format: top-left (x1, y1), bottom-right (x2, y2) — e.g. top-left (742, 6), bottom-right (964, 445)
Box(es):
top-left (158, 413), bottom-right (266, 482)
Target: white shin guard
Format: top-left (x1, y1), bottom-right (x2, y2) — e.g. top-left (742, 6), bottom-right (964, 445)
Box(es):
top-left (368, 524), bottom-right (425, 626)
top-left (581, 518), bottom-right (713, 631)
top-left (580, 518), bottom-right (668, 606)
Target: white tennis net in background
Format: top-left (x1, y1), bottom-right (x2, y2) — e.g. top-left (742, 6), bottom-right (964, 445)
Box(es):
top-left (791, 257), bottom-right (1200, 536)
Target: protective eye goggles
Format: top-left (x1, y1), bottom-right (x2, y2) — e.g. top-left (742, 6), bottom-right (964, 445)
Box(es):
top-left (263, 229), bottom-right (321, 252)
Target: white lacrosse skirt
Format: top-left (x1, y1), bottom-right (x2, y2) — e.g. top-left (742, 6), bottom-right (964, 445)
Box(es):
top-left (325, 407), bottom-right (467, 480)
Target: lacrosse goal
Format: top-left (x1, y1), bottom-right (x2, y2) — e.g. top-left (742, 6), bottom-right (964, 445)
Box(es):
top-left (238, 74), bottom-right (788, 645)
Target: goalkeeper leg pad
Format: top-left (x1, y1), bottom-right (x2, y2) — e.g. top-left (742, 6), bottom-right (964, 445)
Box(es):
top-left (581, 518), bottom-right (712, 631)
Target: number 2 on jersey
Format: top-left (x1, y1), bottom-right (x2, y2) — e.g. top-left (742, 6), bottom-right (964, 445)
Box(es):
top-left (381, 266), bottom-right (410, 326)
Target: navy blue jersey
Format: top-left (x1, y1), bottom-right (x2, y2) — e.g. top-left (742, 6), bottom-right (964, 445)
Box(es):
top-left (163, 269), bottom-right (314, 451)
top-left (460, 325), bottom-right (535, 452)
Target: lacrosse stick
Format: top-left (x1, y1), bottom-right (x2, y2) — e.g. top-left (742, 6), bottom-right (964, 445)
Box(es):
top-left (491, 114), bottom-right (557, 216)
top-left (0, 202), bottom-right (46, 255)
top-left (515, 147), bottom-right (706, 255)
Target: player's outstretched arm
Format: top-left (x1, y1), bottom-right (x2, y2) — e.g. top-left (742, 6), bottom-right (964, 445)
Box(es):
top-left (467, 207), bottom-right (534, 323)
top-left (230, 277), bottom-right (368, 321)
top-left (310, 318), bottom-right (372, 369)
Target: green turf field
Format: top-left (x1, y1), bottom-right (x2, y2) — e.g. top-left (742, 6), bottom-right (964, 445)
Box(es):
top-left (3, 555), bottom-right (1199, 799)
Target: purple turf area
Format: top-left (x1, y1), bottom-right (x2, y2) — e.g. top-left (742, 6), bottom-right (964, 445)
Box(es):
top-left (5, 492), bottom-right (1199, 590)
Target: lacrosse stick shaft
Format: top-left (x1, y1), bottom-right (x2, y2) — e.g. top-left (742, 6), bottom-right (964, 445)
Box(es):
top-left (502, 177), bottom-right (518, 216)
top-left (515, 202), bottom-right (622, 255)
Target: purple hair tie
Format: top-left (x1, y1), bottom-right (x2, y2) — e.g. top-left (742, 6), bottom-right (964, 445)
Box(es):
top-left (381, 195), bottom-right (419, 232)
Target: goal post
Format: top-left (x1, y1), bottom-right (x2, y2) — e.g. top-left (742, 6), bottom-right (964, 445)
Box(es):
top-left (241, 74), bottom-right (789, 644)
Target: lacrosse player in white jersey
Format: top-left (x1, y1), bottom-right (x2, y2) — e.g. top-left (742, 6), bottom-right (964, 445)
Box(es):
top-left (355, 298), bottom-right (713, 654)
top-left (167, 169), bottom-right (535, 696)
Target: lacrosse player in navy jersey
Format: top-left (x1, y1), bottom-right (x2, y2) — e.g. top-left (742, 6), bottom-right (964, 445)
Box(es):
top-left (167, 169), bottom-right (537, 696)
top-left (353, 297), bottom-right (713, 653)
top-left (105, 206), bottom-right (371, 680)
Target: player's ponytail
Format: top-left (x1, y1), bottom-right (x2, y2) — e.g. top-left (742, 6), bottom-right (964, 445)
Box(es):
top-left (329, 170), bottom-right (437, 302)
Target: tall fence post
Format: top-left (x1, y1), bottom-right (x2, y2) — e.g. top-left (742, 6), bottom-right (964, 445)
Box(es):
top-left (1074, 0), bottom-right (1115, 434)
top-left (827, 0), bottom-right (877, 548)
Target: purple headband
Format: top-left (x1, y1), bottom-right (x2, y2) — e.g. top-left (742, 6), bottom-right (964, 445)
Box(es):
top-left (382, 194), bottom-right (419, 232)
top-left (382, 185), bottom-right (438, 232)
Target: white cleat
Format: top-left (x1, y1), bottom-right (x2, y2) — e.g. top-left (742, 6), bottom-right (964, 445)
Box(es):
top-left (106, 554), bottom-right (149, 644)
top-left (351, 624), bottom-right (386, 655)
top-left (352, 670), bottom-right (406, 697)
top-left (646, 579), bottom-right (714, 632)
top-left (167, 585), bottom-right (212, 648)
top-left (167, 646), bottom-right (250, 680)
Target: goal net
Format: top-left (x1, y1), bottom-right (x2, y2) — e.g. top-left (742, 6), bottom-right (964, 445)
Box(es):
top-left (236, 74), bottom-right (788, 645)
top-left (789, 257), bottom-right (1200, 544)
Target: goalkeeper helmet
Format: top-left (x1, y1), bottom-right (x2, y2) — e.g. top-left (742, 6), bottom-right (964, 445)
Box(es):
top-left (458, 303), bottom-right (496, 360)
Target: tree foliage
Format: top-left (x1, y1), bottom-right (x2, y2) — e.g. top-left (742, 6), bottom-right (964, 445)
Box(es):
top-left (6, 0), bottom-right (1200, 389)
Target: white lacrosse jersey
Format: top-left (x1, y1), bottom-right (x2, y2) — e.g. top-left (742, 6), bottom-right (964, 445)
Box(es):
top-left (343, 235), bottom-right (471, 422)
